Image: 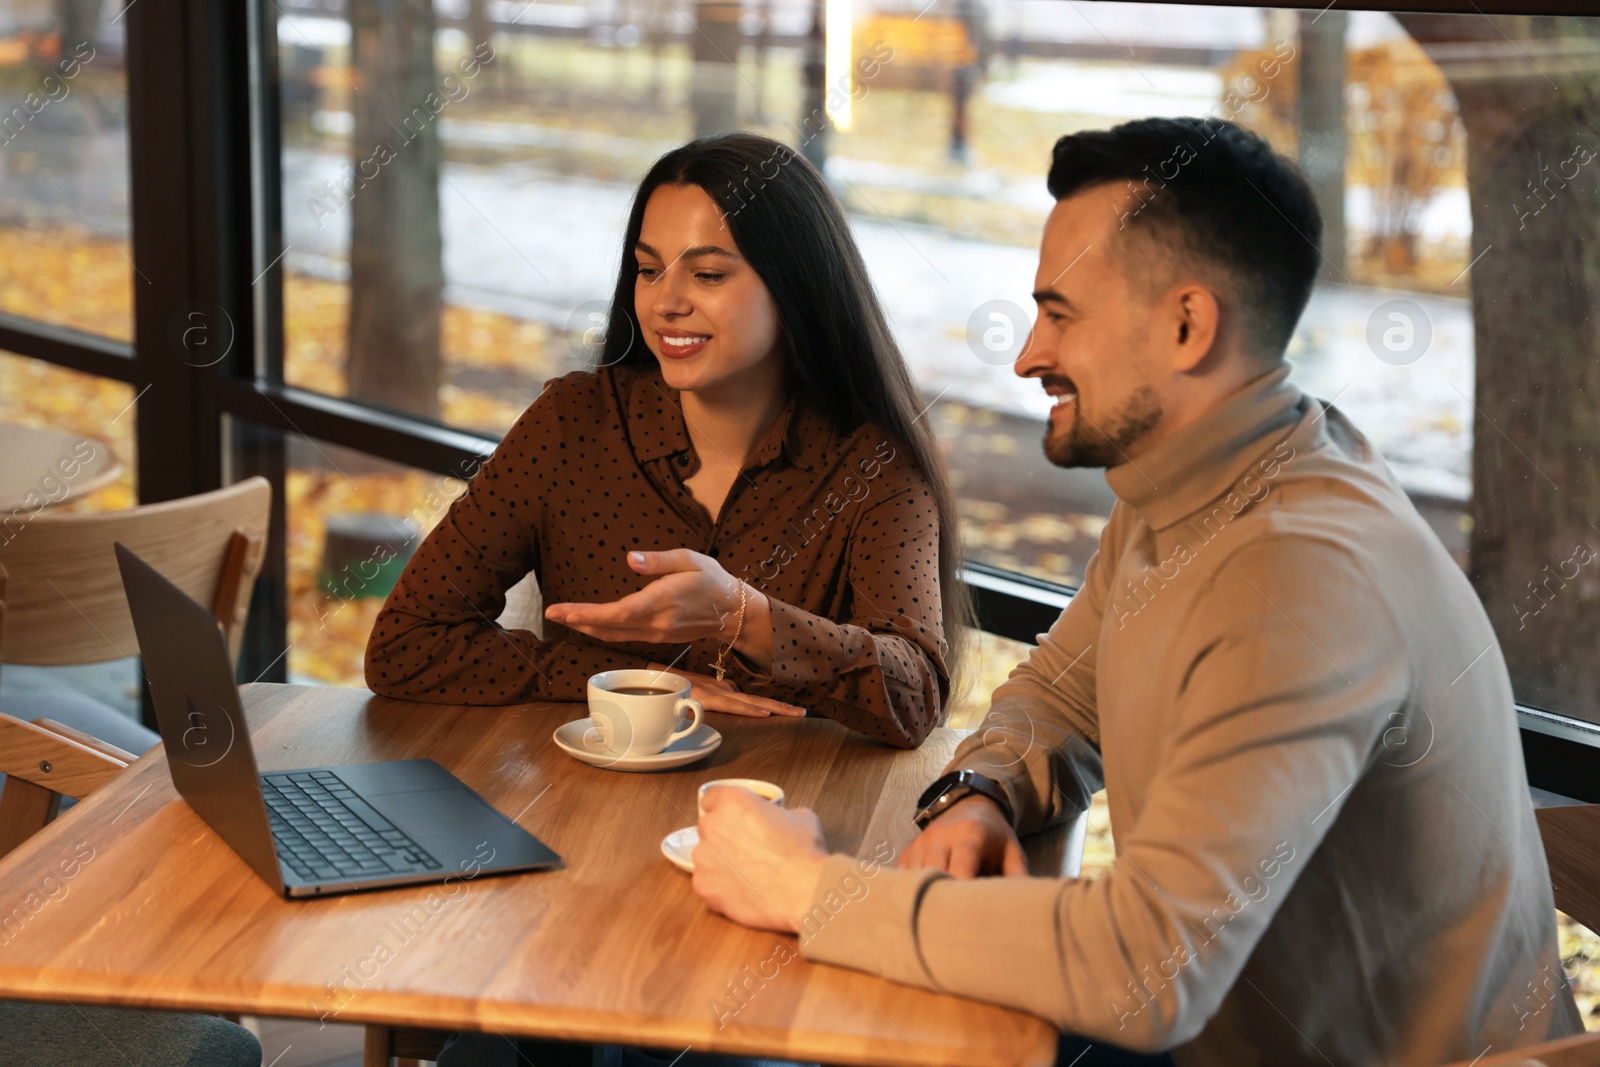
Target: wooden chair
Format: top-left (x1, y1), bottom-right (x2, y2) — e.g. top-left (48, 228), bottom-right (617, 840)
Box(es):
top-left (364, 1026), bottom-right (450, 1067)
top-left (0, 477), bottom-right (271, 855)
top-left (0, 715), bottom-right (134, 859)
top-left (0, 476), bottom-right (270, 668)
top-left (1537, 803), bottom-right (1600, 937)
top-left (364, 1027), bottom-right (592, 1067)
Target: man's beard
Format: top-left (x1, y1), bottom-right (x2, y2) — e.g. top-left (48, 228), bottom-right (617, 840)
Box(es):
top-left (1043, 384), bottom-right (1163, 468)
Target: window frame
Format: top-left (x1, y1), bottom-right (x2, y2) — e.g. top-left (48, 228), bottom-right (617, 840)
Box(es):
top-left (4, 0), bottom-right (1595, 800)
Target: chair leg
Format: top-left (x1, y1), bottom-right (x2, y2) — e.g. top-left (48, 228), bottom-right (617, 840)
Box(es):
top-left (0, 778), bottom-right (62, 860)
top-left (363, 1024), bottom-right (394, 1067)
top-left (392, 1025), bottom-right (452, 1063)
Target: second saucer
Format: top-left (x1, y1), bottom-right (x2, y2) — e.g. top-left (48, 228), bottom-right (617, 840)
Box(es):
top-left (661, 826), bottom-right (698, 872)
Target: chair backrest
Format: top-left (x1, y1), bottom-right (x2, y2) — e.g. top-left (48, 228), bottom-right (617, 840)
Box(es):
top-left (1535, 803), bottom-right (1600, 936)
top-left (0, 477), bottom-right (270, 668)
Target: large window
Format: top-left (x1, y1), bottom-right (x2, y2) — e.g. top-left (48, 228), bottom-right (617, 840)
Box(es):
top-left (2, 0), bottom-right (1595, 749)
top-left (259, 426), bottom-right (469, 688)
top-left (0, 1), bottom-right (140, 733)
top-left (259, 0), bottom-right (1599, 733)
top-left (0, 1), bottom-right (131, 342)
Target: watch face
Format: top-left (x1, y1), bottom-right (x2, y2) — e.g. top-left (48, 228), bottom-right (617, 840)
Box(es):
top-left (914, 771), bottom-right (1012, 830)
top-left (917, 771), bottom-right (971, 810)
top-left (915, 777), bottom-right (973, 828)
top-left (939, 787), bottom-right (972, 809)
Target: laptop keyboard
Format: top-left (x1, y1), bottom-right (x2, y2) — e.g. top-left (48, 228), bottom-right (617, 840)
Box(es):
top-left (262, 770), bottom-right (443, 884)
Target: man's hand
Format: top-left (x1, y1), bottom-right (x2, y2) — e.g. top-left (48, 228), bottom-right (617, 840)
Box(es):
top-left (898, 794), bottom-right (1028, 878)
top-left (692, 786), bottom-right (829, 933)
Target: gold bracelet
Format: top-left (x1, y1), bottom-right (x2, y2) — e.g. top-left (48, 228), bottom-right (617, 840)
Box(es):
top-left (713, 580), bottom-right (748, 682)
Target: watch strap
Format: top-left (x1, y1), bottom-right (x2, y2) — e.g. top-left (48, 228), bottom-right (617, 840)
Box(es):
top-left (914, 770), bottom-right (1014, 829)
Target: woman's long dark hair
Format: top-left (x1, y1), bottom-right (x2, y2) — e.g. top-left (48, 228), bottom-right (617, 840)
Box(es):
top-left (598, 133), bottom-right (974, 702)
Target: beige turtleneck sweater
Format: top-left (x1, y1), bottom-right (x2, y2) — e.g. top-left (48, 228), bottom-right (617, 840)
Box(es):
top-left (800, 365), bottom-right (1584, 1065)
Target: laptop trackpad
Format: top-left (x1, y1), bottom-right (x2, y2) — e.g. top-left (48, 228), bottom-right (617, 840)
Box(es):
top-left (369, 786), bottom-right (500, 838)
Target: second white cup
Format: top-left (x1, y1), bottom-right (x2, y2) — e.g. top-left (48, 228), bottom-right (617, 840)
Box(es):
top-left (698, 778), bottom-right (785, 817)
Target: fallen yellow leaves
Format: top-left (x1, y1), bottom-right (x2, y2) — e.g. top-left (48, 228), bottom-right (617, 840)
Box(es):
top-left (283, 271), bottom-right (563, 436)
top-left (0, 225), bottom-right (133, 343)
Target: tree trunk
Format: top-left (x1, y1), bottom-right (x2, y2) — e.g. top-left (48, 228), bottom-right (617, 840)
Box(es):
top-left (1397, 15), bottom-right (1600, 720)
top-left (1297, 10), bottom-right (1348, 279)
top-left (752, 0), bottom-right (771, 124)
top-left (799, 0), bottom-right (827, 169)
top-left (467, 0), bottom-right (496, 93)
top-left (53, 0), bottom-right (101, 55)
top-left (690, 0), bottom-right (740, 137)
top-left (346, 0), bottom-right (444, 421)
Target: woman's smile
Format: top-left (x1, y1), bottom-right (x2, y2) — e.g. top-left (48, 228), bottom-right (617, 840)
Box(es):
top-left (655, 330), bottom-right (711, 359)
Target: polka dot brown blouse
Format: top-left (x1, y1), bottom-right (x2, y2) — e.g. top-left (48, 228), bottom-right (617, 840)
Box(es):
top-left (364, 365), bottom-right (950, 748)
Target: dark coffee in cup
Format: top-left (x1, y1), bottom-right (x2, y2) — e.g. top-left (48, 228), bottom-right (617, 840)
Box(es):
top-left (585, 670), bottom-right (706, 756)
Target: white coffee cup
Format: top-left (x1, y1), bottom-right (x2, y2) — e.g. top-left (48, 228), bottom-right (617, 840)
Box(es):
top-left (586, 670), bottom-right (704, 756)
top-left (698, 778), bottom-right (785, 817)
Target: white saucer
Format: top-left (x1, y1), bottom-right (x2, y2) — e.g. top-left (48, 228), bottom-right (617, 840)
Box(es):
top-left (551, 718), bottom-right (722, 772)
top-left (661, 826), bottom-right (698, 872)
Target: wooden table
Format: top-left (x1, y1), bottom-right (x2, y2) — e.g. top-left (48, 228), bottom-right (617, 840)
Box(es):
top-left (0, 422), bottom-right (121, 510)
top-left (0, 684), bottom-right (1070, 1067)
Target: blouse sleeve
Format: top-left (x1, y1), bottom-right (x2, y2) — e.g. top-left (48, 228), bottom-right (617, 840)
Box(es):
top-left (720, 479), bottom-right (949, 748)
top-left (363, 381), bottom-right (652, 703)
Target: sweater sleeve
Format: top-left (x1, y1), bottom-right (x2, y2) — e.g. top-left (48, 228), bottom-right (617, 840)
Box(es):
top-left (942, 514), bottom-right (1119, 833)
top-left (719, 480), bottom-right (949, 749)
top-left (799, 537), bottom-right (1410, 1053)
top-left (363, 381), bottom-right (657, 703)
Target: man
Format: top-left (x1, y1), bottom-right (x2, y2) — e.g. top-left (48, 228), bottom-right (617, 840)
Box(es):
top-left (691, 117), bottom-right (1584, 1065)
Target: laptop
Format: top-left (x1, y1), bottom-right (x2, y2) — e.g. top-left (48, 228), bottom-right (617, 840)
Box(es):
top-left (114, 542), bottom-right (561, 898)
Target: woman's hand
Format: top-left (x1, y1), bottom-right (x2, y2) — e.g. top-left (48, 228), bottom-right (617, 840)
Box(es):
top-left (545, 550), bottom-right (774, 667)
top-left (671, 669), bottom-right (805, 718)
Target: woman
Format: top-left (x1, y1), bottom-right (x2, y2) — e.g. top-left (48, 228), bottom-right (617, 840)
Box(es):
top-left (364, 133), bottom-right (970, 749)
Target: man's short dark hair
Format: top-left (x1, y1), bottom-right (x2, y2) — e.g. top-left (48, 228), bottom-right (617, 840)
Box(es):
top-left (1047, 117), bottom-right (1322, 361)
